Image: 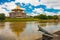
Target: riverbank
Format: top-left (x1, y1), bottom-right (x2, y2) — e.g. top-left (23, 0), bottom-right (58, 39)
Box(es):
top-left (0, 18), bottom-right (60, 22)
top-left (4, 18), bottom-right (39, 22)
top-left (38, 19), bottom-right (60, 23)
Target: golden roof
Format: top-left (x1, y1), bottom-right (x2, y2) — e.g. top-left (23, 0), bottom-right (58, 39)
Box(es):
top-left (12, 6), bottom-right (24, 11)
top-left (16, 6), bottom-right (20, 9)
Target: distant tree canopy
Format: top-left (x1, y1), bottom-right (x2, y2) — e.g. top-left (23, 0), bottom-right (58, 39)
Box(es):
top-left (0, 13), bottom-right (5, 21)
top-left (47, 16), bottom-right (53, 19)
top-left (38, 14), bottom-right (48, 19)
top-left (52, 15), bottom-right (58, 19)
top-left (34, 14), bottom-right (59, 20)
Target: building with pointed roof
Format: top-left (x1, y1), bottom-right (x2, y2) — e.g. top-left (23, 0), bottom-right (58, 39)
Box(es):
top-left (9, 6), bottom-right (26, 18)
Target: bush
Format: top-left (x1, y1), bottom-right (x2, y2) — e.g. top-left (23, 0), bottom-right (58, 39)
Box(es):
top-left (0, 13), bottom-right (5, 21)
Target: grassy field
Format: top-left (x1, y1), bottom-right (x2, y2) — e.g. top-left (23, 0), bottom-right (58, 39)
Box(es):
top-left (0, 17), bottom-right (60, 22)
top-left (4, 18), bottom-right (39, 22)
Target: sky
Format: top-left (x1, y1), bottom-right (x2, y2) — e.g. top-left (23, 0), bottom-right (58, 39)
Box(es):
top-left (0, 0), bottom-right (60, 16)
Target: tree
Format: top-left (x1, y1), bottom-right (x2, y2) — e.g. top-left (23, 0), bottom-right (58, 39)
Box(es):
top-left (38, 14), bottom-right (48, 19)
top-left (34, 14), bottom-right (59, 20)
top-left (0, 13), bottom-right (5, 21)
top-left (53, 15), bottom-right (58, 19)
top-left (47, 16), bottom-right (53, 19)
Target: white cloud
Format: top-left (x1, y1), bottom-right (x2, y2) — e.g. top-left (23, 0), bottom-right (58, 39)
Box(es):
top-left (27, 13), bottom-right (39, 16)
top-left (0, 2), bottom-right (16, 16)
top-left (0, 5), bottom-right (9, 16)
top-left (15, 0), bottom-right (41, 6)
top-left (57, 12), bottom-right (60, 15)
top-left (15, 0), bottom-right (60, 9)
top-left (3, 2), bottom-right (16, 10)
top-left (33, 8), bottom-right (44, 13)
top-left (29, 8), bottom-right (44, 16)
top-left (41, 0), bottom-right (60, 9)
top-left (0, 0), bottom-right (60, 16)
top-left (31, 8), bottom-right (57, 16)
top-left (45, 11), bottom-right (57, 16)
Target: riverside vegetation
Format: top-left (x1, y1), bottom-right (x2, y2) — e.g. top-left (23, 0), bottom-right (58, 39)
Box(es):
top-left (0, 13), bottom-right (60, 22)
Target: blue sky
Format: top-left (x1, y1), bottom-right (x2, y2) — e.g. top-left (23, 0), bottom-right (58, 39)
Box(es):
top-left (0, 0), bottom-right (60, 16)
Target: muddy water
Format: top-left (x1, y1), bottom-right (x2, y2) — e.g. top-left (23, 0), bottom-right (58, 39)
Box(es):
top-left (0, 22), bottom-right (60, 40)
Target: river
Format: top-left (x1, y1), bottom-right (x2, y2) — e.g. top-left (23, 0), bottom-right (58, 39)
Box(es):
top-left (0, 21), bottom-right (60, 40)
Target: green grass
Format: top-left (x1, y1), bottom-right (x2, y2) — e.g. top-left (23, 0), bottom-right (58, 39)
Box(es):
top-left (0, 17), bottom-right (60, 22)
top-left (4, 18), bottom-right (39, 22)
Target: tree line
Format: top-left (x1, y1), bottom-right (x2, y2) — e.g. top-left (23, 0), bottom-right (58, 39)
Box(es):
top-left (0, 13), bottom-right (59, 21)
top-left (34, 14), bottom-right (59, 20)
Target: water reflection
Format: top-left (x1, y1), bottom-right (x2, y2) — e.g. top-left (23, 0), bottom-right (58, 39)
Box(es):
top-left (39, 22), bottom-right (60, 33)
top-left (0, 22), bottom-right (60, 40)
top-left (39, 23), bottom-right (47, 27)
top-left (0, 22), bottom-right (5, 29)
top-left (20, 22), bottom-right (42, 40)
top-left (0, 22), bottom-right (17, 40)
top-left (10, 22), bottom-right (26, 36)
